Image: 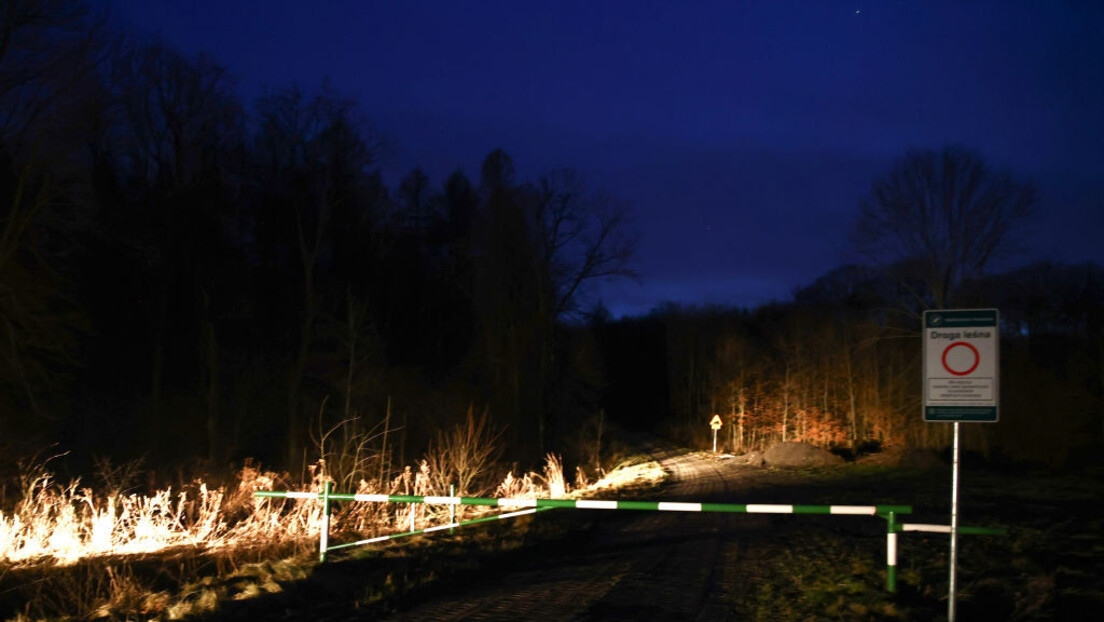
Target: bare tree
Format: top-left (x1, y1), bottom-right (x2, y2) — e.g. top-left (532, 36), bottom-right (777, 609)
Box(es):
top-left (112, 41), bottom-right (243, 461)
top-left (852, 146), bottom-right (1035, 310)
top-left (0, 0), bottom-right (103, 146)
top-left (253, 85), bottom-right (378, 467)
top-left (0, 0), bottom-right (104, 423)
top-left (470, 156), bottom-right (636, 454)
top-left (533, 169), bottom-right (637, 320)
top-left (113, 42), bottom-right (242, 193)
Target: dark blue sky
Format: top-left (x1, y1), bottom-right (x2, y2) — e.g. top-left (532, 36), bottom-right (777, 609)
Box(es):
top-left (104, 1), bottom-right (1104, 317)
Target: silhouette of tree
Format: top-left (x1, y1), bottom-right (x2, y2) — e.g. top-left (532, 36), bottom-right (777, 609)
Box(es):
top-left (110, 40), bottom-right (244, 460)
top-left (0, 0), bottom-right (104, 431)
top-left (467, 152), bottom-right (636, 454)
top-left (252, 85), bottom-right (379, 465)
top-left (534, 169), bottom-right (636, 319)
top-left (852, 146), bottom-right (1035, 310)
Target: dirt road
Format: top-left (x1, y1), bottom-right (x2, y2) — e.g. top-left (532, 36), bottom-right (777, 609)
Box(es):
top-left (382, 449), bottom-right (886, 621)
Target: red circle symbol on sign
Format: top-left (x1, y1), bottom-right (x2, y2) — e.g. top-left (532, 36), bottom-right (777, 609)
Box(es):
top-left (942, 342), bottom-right (980, 376)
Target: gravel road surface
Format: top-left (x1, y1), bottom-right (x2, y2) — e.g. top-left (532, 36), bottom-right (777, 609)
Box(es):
top-left (384, 448), bottom-right (843, 621)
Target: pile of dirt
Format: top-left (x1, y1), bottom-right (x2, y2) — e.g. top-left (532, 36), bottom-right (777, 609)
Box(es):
top-left (762, 442), bottom-right (843, 467)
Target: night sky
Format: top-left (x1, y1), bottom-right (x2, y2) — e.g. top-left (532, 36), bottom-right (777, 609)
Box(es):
top-left (103, 1), bottom-right (1104, 317)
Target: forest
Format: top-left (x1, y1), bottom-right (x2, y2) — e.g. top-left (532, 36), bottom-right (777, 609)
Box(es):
top-left (602, 260), bottom-right (1104, 466)
top-left (2, 0), bottom-right (1102, 480)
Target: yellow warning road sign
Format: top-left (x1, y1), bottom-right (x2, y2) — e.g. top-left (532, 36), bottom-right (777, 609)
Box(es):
top-left (709, 414), bottom-right (723, 430)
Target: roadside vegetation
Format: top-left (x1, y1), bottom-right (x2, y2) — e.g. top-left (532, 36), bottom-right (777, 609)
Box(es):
top-left (5, 435), bottom-right (1103, 620)
top-left (0, 414), bottom-right (665, 620)
top-left (729, 457), bottom-right (1104, 621)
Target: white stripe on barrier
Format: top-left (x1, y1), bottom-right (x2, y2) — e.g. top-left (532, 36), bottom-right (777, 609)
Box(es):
top-left (353, 494), bottom-right (391, 503)
top-left (497, 498), bottom-right (538, 507)
top-left (576, 500), bottom-right (618, 510)
top-left (284, 491), bottom-right (320, 499)
top-left (423, 523), bottom-right (460, 533)
top-left (657, 502), bottom-right (702, 512)
top-left (887, 532), bottom-right (897, 565)
top-left (902, 523), bottom-right (953, 533)
top-left (747, 504), bottom-right (794, 513)
top-left (343, 534), bottom-right (392, 547)
top-left (830, 505), bottom-right (877, 515)
top-left (497, 508), bottom-right (540, 519)
top-left (424, 496), bottom-right (461, 505)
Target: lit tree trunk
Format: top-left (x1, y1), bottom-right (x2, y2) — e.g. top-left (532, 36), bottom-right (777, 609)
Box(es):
top-left (729, 384), bottom-right (737, 452)
top-left (823, 370), bottom-right (829, 416)
top-left (782, 362), bottom-right (790, 443)
top-left (594, 408), bottom-right (604, 472)
top-left (800, 373), bottom-right (810, 442)
top-left (845, 346), bottom-right (858, 448)
top-left (737, 387), bottom-right (747, 451)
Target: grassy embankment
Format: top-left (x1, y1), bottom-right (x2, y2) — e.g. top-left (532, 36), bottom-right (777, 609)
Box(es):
top-left (730, 458), bottom-right (1104, 620)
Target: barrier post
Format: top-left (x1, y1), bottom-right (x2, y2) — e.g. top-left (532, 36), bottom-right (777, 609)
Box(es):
top-left (319, 481), bottom-right (332, 562)
top-left (449, 484), bottom-right (456, 534)
top-left (886, 510), bottom-right (898, 593)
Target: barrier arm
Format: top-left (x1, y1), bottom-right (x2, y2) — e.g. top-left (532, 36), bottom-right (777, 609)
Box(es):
top-left (257, 489), bottom-right (913, 580)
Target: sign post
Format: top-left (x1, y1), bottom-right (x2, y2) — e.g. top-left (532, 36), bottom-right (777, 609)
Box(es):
top-left (923, 308), bottom-right (999, 622)
top-left (709, 414), bottom-right (723, 452)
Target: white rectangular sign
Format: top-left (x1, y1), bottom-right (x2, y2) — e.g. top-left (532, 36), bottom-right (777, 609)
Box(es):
top-left (923, 309), bottom-right (999, 422)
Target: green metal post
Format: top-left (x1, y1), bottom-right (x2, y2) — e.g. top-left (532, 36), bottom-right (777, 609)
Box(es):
top-left (320, 481), bottom-right (331, 563)
top-left (886, 511), bottom-right (898, 593)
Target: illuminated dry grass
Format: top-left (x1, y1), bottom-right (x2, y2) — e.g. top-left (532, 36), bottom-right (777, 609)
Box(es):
top-left (0, 451), bottom-right (636, 568)
top-left (0, 460), bottom-right (315, 566)
top-left (0, 439), bottom-right (665, 620)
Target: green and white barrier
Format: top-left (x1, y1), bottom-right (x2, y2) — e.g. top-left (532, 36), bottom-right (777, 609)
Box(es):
top-left (881, 514), bottom-right (1007, 593)
top-left (254, 486), bottom-right (916, 582)
top-left (254, 487), bottom-right (1006, 593)
top-left (254, 489), bottom-right (911, 516)
top-left (886, 511), bottom-right (899, 592)
top-left (899, 523), bottom-right (1007, 536)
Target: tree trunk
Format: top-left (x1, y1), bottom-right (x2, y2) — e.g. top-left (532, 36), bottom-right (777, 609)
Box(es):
top-left (846, 346), bottom-right (858, 448)
top-left (150, 282), bottom-right (167, 455)
top-left (344, 288), bottom-right (356, 422)
top-left (782, 363), bottom-right (790, 443)
top-left (288, 264), bottom-right (315, 467)
top-left (738, 389), bottom-right (746, 452)
top-left (204, 318), bottom-right (220, 463)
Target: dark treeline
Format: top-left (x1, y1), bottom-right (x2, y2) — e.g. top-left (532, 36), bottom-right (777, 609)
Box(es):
top-left (2, 1), bottom-right (1100, 474)
top-left (600, 261), bottom-right (1104, 466)
top-left (0, 1), bottom-right (634, 472)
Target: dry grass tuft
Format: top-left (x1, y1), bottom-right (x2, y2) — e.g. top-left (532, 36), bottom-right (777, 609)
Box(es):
top-left (0, 423), bottom-right (663, 619)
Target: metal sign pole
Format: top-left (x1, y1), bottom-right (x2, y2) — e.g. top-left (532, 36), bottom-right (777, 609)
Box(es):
top-left (949, 421), bottom-right (960, 621)
top-left (922, 308), bottom-right (999, 622)
top-left (709, 414), bottom-right (723, 452)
